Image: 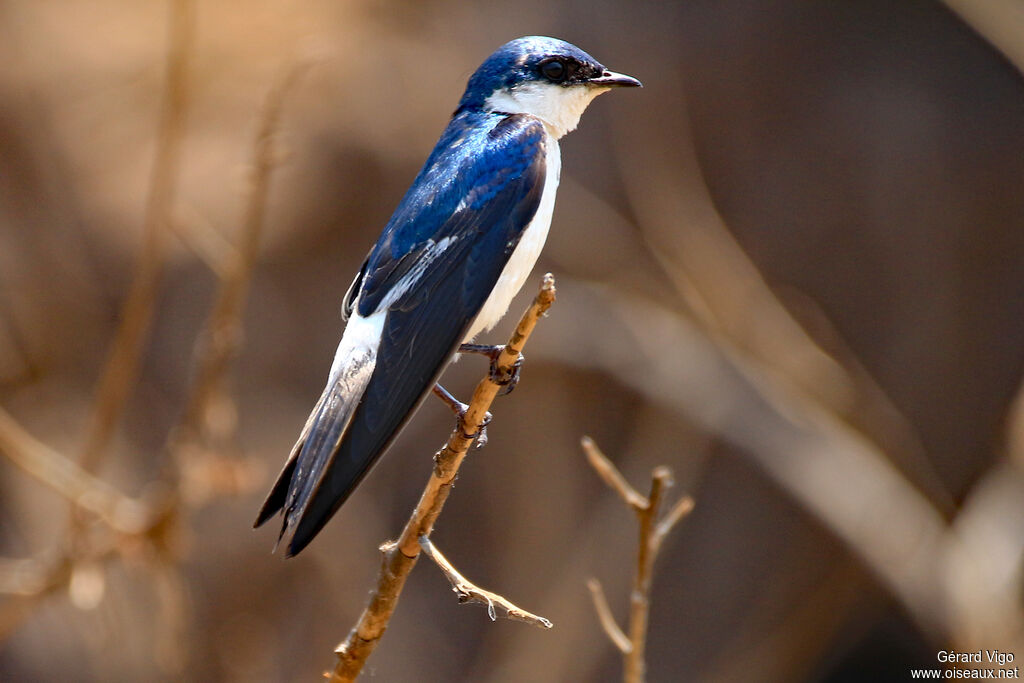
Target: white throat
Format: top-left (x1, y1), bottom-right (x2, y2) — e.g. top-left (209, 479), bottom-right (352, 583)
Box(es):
top-left (484, 82), bottom-right (609, 139)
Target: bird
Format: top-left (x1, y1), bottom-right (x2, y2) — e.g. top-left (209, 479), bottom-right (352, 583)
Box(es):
top-left (255, 36), bottom-right (641, 557)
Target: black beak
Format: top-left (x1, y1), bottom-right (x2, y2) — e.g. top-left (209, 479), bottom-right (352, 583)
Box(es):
top-left (588, 69), bottom-right (642, 88)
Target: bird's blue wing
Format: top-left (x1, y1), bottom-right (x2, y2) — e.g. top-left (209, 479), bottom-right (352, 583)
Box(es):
top-left (357, 112), bottom-right (547, 317)
top-left (354, 113), bottom-right (547, 422)
top-left (257, 113), bottom-right (548, 555)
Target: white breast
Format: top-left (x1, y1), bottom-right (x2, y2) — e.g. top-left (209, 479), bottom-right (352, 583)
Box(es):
top-left (464, 130), bottom-right (561, 341)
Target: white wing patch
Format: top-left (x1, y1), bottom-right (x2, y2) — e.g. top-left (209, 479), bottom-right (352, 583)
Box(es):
top-left (372, 235), bottom-right (457, 312)
top-left (328, 308), bottom-right (386, 380)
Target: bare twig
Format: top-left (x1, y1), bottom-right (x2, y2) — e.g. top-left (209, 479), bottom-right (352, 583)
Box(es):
top-left (941, 0), bottom-right (1024, 78)
top-left (419, 536), bottom-right (552, 628)
top-left (0, 407), bottom-right (150, 534)
top-left (177, 57), bottom-right (315, 443)
top-left (586, 578), bottom-right (631, 654)
top-left (170, 206), bottom-right (239, 279)
top-left (172, 56), bottom-right (316, 507)
top-left (79, 0), bottom-right (196, 471)
top-left (329, 274), bottom-right (557, 682)
top-left (583, 437), bottom-right (694, 683)
top-left (581, 436), bottom-right (647, 511)
top-left (0, 2), bottom-right (195, 646)
top-left (627, 466), bottom-right (670, 683)
top-left (0, 38), bottom-right (306, 654)
top-left (653, 496), bottom-right (695, 554)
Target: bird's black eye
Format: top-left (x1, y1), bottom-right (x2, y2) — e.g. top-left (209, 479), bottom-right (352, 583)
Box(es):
top-left (540, 59), bottom-right (567, 82)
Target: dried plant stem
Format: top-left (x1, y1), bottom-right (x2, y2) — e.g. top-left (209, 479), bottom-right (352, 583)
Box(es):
top-left (0, 0), bottom-right (195, 643)
top-left (80, 0), bottom-right (195, 471)
top-left (586, 578), bottom-right (631, 654)
top-left (583, 436), bottom-right (694, 683)
top-left (0, 407), bottom-right (149, 533)
top-left (0, 41), bottom-right (304, 652)
top-left (329, 274), bottom-right (557, 682)
top-left (0, 556), bottom-right (73, 640)
top-left (418, 536), bottom-right (552, 628)
top-left (941, 0), bottom-right (1024, 77)
top-left (177, 58), bottom-right (314, 439)
top-left (626, 466), bottom-right (668, 683)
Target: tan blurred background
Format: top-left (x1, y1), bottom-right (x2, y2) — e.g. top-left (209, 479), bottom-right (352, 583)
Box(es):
top-left (1, 0), bottom-right (1023, 681)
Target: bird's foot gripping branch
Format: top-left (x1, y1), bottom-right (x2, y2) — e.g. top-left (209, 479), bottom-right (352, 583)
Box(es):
top-left (329, 274), bottom-right (556, 683)
top-left (457, 343), bottom-right (526, 394)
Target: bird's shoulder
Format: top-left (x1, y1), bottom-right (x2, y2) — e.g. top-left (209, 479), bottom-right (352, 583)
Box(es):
top-left (421, 111), bottom-right (547, 201)
top-left (378, 111), bottom-right (547, 243)
top-left (355, 112), bottom-right (548, 316)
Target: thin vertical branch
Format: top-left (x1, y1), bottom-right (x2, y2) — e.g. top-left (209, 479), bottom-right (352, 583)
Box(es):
top-left (0, 0), bottom-right (195, 643)
top-left (177, 57), bottom-right (315, 440)
top-left (0, 23), bottom-right (308, 652)
top-left (79, 0), bottom-right (195, 470)
top-left (329, 275), bottom-right (556, 682)
top-left (625, 466), bottom-right (669, 683)
top-left (583, 437), bottom-right (694, 683)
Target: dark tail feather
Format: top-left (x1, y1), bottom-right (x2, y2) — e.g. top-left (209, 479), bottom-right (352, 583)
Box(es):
top-left (283, 447), bottom-right (368, 557)
top-left (275, 346), bottom-right (377, 556)
top-left (253, 448), bottom-right (299, 529)
top-left (284, 350), bottom-right (461, 556)
top-left (253, 389), bottom-right (328, 529)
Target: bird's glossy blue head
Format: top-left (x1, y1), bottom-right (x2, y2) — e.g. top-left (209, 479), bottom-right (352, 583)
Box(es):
top-left (457, 36), bottom-right (641, 137)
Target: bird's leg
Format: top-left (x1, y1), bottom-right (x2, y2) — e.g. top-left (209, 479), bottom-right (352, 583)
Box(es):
top-left (432, 383), bottom-right (492, 448)
top-left (457, 344), bottom-right (525, 396)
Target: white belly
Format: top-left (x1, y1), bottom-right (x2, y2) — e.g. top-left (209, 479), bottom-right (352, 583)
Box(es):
top-left (464, 132), bottom-right (561, 341)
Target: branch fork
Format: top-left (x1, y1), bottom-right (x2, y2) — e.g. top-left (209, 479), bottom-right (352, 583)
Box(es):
top-left (582, 436), bottom-right (695, 683)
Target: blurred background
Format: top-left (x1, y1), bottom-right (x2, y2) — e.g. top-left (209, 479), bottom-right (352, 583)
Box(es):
top-left (1, 0), bottom-right (1023, 681)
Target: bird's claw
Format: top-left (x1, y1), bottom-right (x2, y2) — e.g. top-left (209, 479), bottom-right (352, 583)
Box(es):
top-left (474, 411), bottom-right (493, 449)
top-left (432, 383), bottom-right (492, 449)
top-left (458, 344), bottom-right (525, 395)
top-left (495, 353), bottom-right (524, 396)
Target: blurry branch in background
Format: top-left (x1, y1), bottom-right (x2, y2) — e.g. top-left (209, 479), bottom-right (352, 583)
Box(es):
top-left (170, 205), bottom-right (240, 280)
top-left (941, 0), bottom-right (1024, 78)
top-left (330, 275), bottom-right (556, 683)
top-left (1, 0), bottom-right (198, 645)
top-left (79, 0), bottom-right (196, 471)
top-left (53, 7), bottom-right (198, 653)
top-left (0, 12), bottom-right (314, 668)
top-left (537, 93), bottom-right (1024, 654)
top-left (582, 437), bottom-right (694, 683)
top-left (0, 406), bottom-right (179, 643)
top-left (172, 55), bottom-right (320, 505)
top-left (0, 555), bottom-right (72, 637)
top-left (418, 536), bottom-right (553, 628)
top-left (0, 408), bottom-right (150, 534)
top-left (549, 280), bottom-right (1024, 654)
top-left (616, 130), bottom-right (950, 513)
